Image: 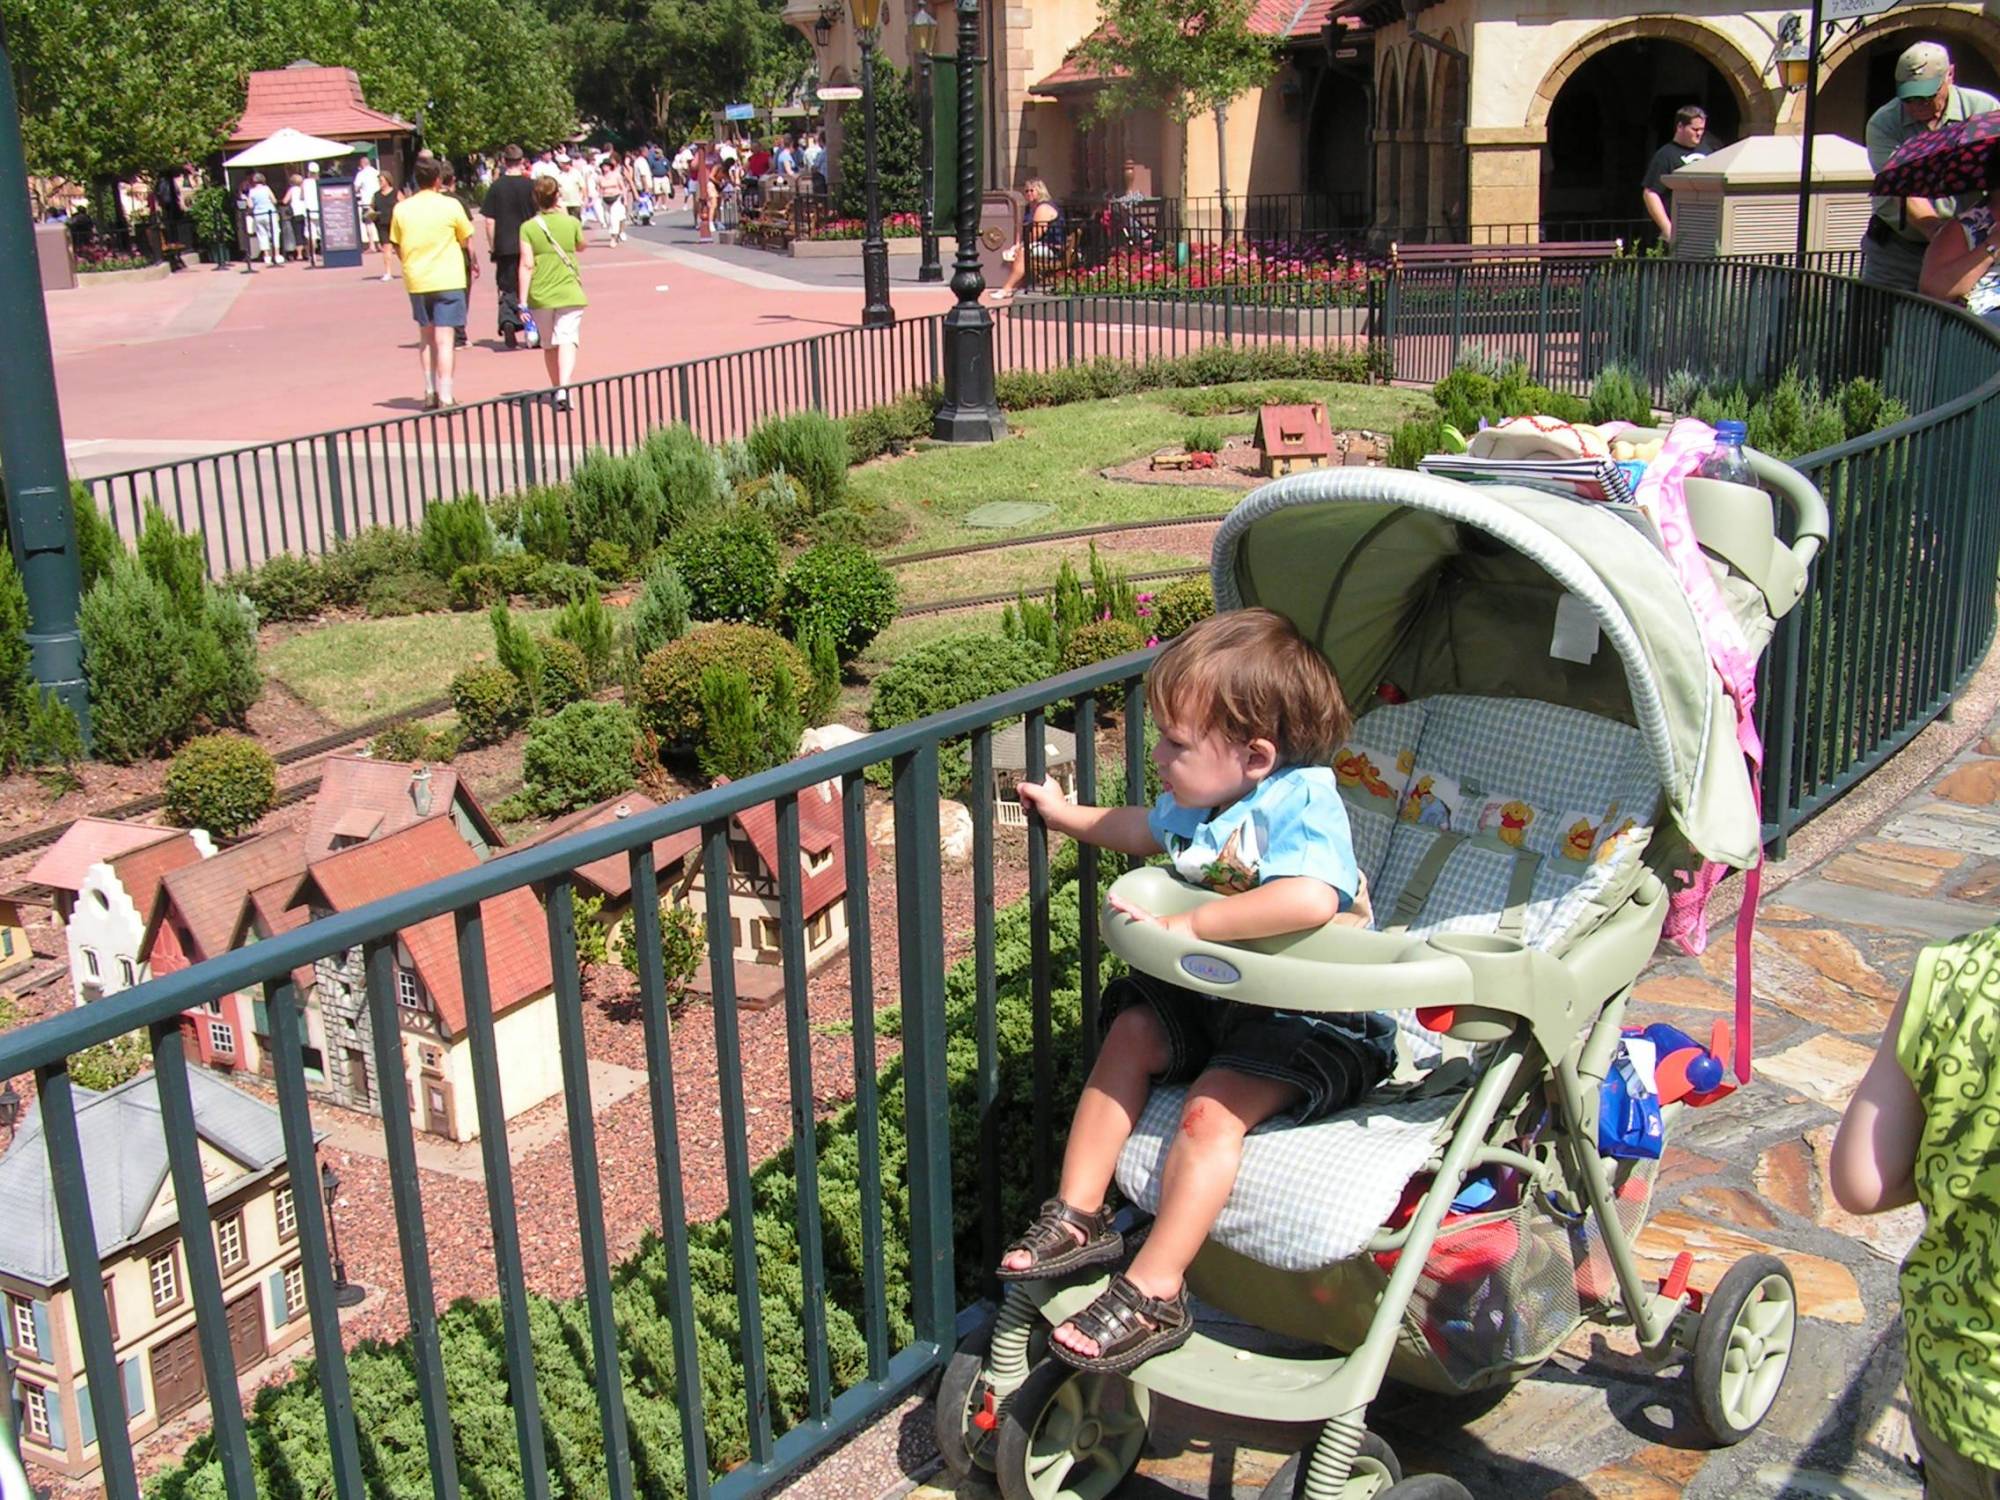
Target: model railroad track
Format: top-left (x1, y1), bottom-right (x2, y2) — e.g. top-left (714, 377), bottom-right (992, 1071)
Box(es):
top-left (0, 517), bottom-right (1224, 864)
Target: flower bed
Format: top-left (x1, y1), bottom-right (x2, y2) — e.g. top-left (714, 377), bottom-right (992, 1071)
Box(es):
top-left (1038, 239), bottom-right (1384, 307)
top-left (76, 244), bottom-right (153, 274)
top-left (805, 211), bottom-right (924, 241)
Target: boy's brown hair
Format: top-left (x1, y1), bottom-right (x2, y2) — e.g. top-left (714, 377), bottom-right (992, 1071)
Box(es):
top-left (1145, 608), bottom-right (1351, 766)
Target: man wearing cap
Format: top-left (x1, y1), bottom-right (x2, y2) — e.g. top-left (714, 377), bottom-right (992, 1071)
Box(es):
top-left (1864, 42), bottom-right (2000, 290)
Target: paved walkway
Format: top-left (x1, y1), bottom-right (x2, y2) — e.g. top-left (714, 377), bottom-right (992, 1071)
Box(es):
top-left (895, 704), bottom-right (2000, 1499)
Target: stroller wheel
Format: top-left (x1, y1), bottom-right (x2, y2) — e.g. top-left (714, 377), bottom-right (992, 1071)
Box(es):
top-left (935, 1326), bottom-right (999, 1476)
top-left (995, 1357), bottom-right (1149, 1500)
top-left (1259, 1431), bottom-right (1401, 1498)
top-left (1381, 1480), bottom-right (1474, 1499)
top-left (1690, 1254), bottom-right (1796, 1445)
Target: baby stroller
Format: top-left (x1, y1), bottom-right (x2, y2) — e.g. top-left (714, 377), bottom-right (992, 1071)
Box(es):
top-left (937, 453), bottom-right (1827, 1498)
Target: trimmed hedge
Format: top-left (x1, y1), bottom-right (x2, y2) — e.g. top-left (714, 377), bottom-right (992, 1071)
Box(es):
top-left (636, 624), bottom-right (809, 750)
top-left (774, 543), bottom-right (898, 662)
top-left (993, 345), bottom-right (1375, 411)
top-left (520, 702), bottom-right (639, 816)
top-left (451, 664), bottom-right (526, 747)
top-left (746, 410), bottom-right (848, 512)
top-left (867, 632), bottom-right (1055, 793)
top-left (164, 734), bottom-right (277, 837)
top-left (666, 510), bottom-right (781, 625)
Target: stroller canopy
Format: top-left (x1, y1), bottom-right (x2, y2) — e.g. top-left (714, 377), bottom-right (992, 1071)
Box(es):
top-left (1211, 469), bottom-right (1762, 868)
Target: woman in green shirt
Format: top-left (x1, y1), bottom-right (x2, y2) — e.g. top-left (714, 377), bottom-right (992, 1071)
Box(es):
top-left (519, 174), bottom-right (588, 411)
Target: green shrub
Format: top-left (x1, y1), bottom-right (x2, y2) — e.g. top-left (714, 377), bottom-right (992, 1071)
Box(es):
top-left (1387, 415), bottom-right (1448, 470)
top-left (136, 502), bottom-right (206, 620)
top-left (371, 720), bottom-right (461, 762)
top-left (69, 484), bottom-right (120, 595)
top-left (537, 637), bottom-right (590, 707)
top-left (364, 570), bottom-right (450, 617)
top-left (520, 702), bottom-right (639, 816)
top-left (322, 526), bottom-right (423, 606)
top-left (1147, 575), bottom-right (1213, 639)
top-left (800, 628), bottom-right (841, 724)
top-left (737, 468), bottom-right (810, 542)
top-left (449, 562), bottom-right (508, 611)
top-left (584, 539), bottom-right (633, 582)
top-left (804, 498), bottom-right (908, 550)
top-left (1183, 420), bottom-right (1229, 456)
top-left (1587, 365), bottom-right (1653, 426)
top-left (0, 549), bottom-right (82, 774)
top-left (1661, 369), bottom-right (1705, 417)
top-left (775, 544), bottom-right (899, 661)
top-left (571, 890), bottom-right (610, 966)
top-left (626, 558), bottom-right (691, 660)
top-left (611, 899), bottom-right (704, 1001)
top-left (641, 423), bottom-right (726, 532)
top-left (418, 493), bottom-right (495, 579)
top-left (746, 410), bottom-right (848, 512)
top-left (485, 491), bottom-right (523, 542)
top-left (697, 662), bottom-right (802, 780)
top-left (523, 560), bottom-right (600, 607)
top-left (450, 663), bottom-right (526, 746)
top-left (237, 553), bottom-right (326, 622)
top-left (1060, 618), bottom-right (1146, 709)
top-left (70, 1032), bottom-right (147, 1091)
top-left (667, 509), bottom-right (781, 623)
top-left (489, 602), bottom-right (545, 705)
top-left (164, 734), bottom-right (277, 837)
top-left (636, 624), bottom-right (809, 749)
top-left (78, 558), bottom-right (201, 762)
top-left (867, 631), bottom-right (1055, 792)
top-left (553, 588), bottom-right (616, 686)
top-left (570, 449), bottom-right (662, 559)
top-left (1838, 377), bottom-right (1907, 439)
top-left (843, 388), bottom-right (938, 465)
top-left (194, 588), bottom-right (261, 728)
top-left (516, 484), bottom-right (573, 562)
top-left (993, 348), bottom-right (1371, 411)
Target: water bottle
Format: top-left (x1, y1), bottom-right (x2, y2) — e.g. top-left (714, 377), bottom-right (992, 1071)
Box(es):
top-left (1697, 419), bottom-right (1754, 486)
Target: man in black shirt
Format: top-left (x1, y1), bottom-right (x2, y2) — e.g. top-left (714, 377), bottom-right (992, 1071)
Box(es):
top-left (1641, 105), bottom-right (1716, 247)
top-left (481, 144), bottom-right (538, 348)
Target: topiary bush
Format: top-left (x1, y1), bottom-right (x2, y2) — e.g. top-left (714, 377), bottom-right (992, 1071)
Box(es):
top-left (237, 553), bottom-right (326, 623)
top-left (569, 450), bottom-right (662, 560)
top-left (68, 483), bottom-right (120, 596)
top-left (79, 557), bottom-right (202, 763)
top-left (746, 410), bottom-right (848, 512)
top-left (1147, 575), bottom-right (1213, 640)
top-left (636, 624), bottom-right (809, 750)
top-left (667, 509), bottom-right (781, 623)
top-left (642, 423), bottom-right (726, 532)
top-left (800, 628), bottom-right (840, 724)
top-left (516, 485), bottom-right (573, 562)
top-left (449, 562), bottom-right (508, 611)
top-left (520, 702), bottom-right (639, 816)
top-left (775, 543), bottom-right (899, 662)
top-left (194, 588), bottom-right (261, 728)
top-left (450, 664), bottom-right (526, 747)
top-left (625, 558), bottom-right (691, 661)
top-left (489, 602), bottom-right (544, 706)
top-left (136, 502), bottom-right (205, 619)
top-left (867, 631), bottom-right (1056, 793)
top-left (322, 526), bottom-right (423, 607)
top-left (418, 493), bottom-right (495, 580)
top-left (584, 539), bottom-right (632, 582)
top-left (538, 636), bottom-right (591, 707)
top-left (1059, 618), bottom-right (1147, 709)
top-left (164, 734), bottom-right (277, 837)
top-left (523, 560), bottom-right (600, 607)
top-left (553, 589), bottom-right (616, 688)
top-left (364, 570), bottom-right (450, 617)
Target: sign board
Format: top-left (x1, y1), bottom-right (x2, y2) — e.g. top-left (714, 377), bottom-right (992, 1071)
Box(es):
top-left (725, 102), bottom-right (756, 121)
top-left (1823, 0), bottom-right (1910, 19)
top-left (318, 175), bottom-right (364, 269)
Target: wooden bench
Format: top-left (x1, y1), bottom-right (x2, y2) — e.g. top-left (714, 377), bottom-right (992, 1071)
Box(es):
top-left (738, 185), bottom-right (826, 250)
top-left (1390, 239), bottom-right (1623, 270)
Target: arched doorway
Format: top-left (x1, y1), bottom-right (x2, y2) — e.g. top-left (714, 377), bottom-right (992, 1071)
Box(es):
top-left (1816, 20), bottom-right (2000, 143)
top-left (1307, 68), bottom-right (1373, 227)
top-left (1378, 58), bottom-right (1402, 230)
top-left (1432, 35), bottom-right (1467, 238)
top-left (1541, 37), bottom-right (1745, 238)
top-left (1403, 53), bottom-right (1432, 236)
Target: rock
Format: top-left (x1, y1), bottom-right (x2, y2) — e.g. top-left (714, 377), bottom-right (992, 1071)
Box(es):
top-left (1756, 1033), bottom-right (1877, 1111)
top-left (1634, 973), bottom-right (1734, 1014)
top-left (1753, 1137), bottom-right (1816, 1220)
top-left (799, 722), bottom-right (868, 758)
top-left (1932, 759), bottom-right (2000, 806)
top-left (1682, 1185), bottom-right (1781, 1232)
top-left (866, 797), bottom-right (975, 865)
top-left (1805, 1122), bottom-right (1926, 1263)
top-left (1633, 1210), bottom-right (1864, 1324)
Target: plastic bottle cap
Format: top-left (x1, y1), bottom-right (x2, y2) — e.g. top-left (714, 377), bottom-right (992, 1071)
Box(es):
top-left (1716, 420), bottom-right (1748, 441)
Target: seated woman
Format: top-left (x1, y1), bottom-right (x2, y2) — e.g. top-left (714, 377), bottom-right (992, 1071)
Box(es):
top-left (990, 179), bottom-right (1064, 303)
top-left (1919, 191), bottom-right (2000, 326)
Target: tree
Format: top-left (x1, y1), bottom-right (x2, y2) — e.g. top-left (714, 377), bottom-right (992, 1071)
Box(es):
top-left (559, 0), bottom-right (807, 143)
top-left (1069, 0), bottom-right (1278, 236)
top-left (829, 60), bottom-right (920, 221)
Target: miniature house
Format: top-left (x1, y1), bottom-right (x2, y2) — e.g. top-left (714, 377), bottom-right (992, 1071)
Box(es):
top-left (1256, 403), bottom-right (1336, 477)
top-left (991, 721), bottom-right (1078, 829)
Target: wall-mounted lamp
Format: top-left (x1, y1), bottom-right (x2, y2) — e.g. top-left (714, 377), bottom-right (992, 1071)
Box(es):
top-left (814, 3), bottom-right (840, 47)
top-left (1775, 13), bottom-right (1811, 93)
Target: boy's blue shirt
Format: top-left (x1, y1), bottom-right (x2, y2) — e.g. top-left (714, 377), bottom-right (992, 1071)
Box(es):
top-left (1146, 765), bottom-right (1362, 910)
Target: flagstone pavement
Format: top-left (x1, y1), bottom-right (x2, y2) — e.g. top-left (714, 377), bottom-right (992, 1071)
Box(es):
top-left (887, 707), bottom-right (2000, 1500)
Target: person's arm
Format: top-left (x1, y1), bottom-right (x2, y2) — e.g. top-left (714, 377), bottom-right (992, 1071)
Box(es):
top-left (1905, 196), bottom-right (1949, 242)
top-left (1919, 216), bottom-right (1995, 301)
top-left (1642, 187), bottom-right (1672, 241)
top-left (1110, 875), bottom-right (1343, 942)
top-left (518, 229), bottom-right (536, 294)
top-left (1016, 781), bottom-right (1158, 854)
top-left (1830, 985), bottom-right (1922, 1214)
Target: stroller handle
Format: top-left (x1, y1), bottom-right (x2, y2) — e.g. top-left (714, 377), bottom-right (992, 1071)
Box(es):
top-left (1746, 445), bottom-right (1828, 573)
top-left (1099, 866), bottom-right (1476, 1014)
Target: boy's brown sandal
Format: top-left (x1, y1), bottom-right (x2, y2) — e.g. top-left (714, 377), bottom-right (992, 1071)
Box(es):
top-left (994, 1198), bottom-right (1124, 1282)
top-left (1049, 1273), bottom-right (1192, 1375)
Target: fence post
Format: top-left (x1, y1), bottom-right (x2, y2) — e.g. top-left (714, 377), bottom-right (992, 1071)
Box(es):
top-left (810, 338), bottom-right (825, 411)
top-left (1223, 282), bottom-right (1235, 346)
top-left (324, 433), bottom-right (349, 545)
top-left (1534, 268), bottom-right (1552, 385)
top-left (1448, 265), bottom-right (1466, 366)
top-left (513, 392), bottom-right (541, 489)
top-left (1065, 298), bottom-right (1077, 368)
top-left (677, 363), bottom-right (694, 426)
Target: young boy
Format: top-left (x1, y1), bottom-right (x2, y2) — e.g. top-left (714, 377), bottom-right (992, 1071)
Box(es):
top-left (1831, 926), bottom-right (2000, 1499)
top-left (1004, 607), bottom-right (1390, 1373)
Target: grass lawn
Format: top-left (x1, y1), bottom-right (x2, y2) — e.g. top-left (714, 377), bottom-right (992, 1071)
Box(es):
top-left (894, 544), bottom-right (1203, 606)
top-left (856, 381), bottom-right (1430, 554)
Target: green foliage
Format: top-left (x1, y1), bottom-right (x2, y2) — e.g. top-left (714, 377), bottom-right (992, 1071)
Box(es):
top-left (829, 61), bottom-right (921, 219)
top-left (450, 663), bottom-right (527, 747)
top-left (418, 494), bottom-right (496, 580)
top-left (490, 602), bottom-right (545, 707)
top-left (69, 484), bottom-right (119, 595)
top-left (1386, 415), bottom-right (1447, 470)
top-left (363, 569), bottom-right (450, 617)
top-left (1427, 362), bottom-right (1588, 434)
top-left (553, 589), bottom-right (616, 688)
top-left (164, 734), bottom-right (277, 837)
top-left (571, 891), bottom-right (610, 967)
top-left (774, 544), bottom-right (898, 662)
top-left (1587, 365), bottom-right (1653, 427)
top-left (322, 526), bottom-right (423, 607)
top-left (667, 509), bottom-right (781, 624)
top-left (370, 720), bottom-right (461, 763)
top-left (69, 1032), bottom-right (147, 1091)
top-left (696, 662), bottom-right (801, 781)
top-left (524, 560), bottom-right (602, 607)
top-left (194, 587), bottom-right (261, 727)
top-left (867, 632), bottom-right (1056, 793)
top-left (561, 0), bottom-right (807, 145)
top-left (800, 628), bottom-right (840, 724)
top-left (1146, 575), bottom-right (1213, 639)
top-left (136, 502), bottom-right (206, 621)
top-left (520, 702), bottom-right (639, 816)
top-left (449, 562), bottom-right (508, 612)
top-left (737, 468), bottom-right (809, 543)
top-left (1838, 377), bottom-right (1908, 440)
top-left (1661, 369), bottom-right (1705, 417)
top-left (516, 484), bottom-right (574, 562)
top-left (626, 558), bottom-right (692, 662)
top-left (585, 539), bottom-right (633, 582)
top-left (636, 624), bottom-right (809, 750)
top-left (611, 899), bottom-right (704, 1004)
top-left (746, 411), bottom-right (849, 513)
top-left (187, 184), bottom-right (235, 247)
top-left (78, 558), bottom-right (200, 763)
top-left (1060, 619), bottom-right (1146, 708)
top-left (571, 450), bottom-right (664, 561)
top-left (538, 636), bottom-right (591, 707)
top-left (843, 388), bottom-right (938, 465)
top-left (642, 424), bottom-right (727, 532)
top-left (0, 548), bottom-right (82, 774)
top-left (992, 346), bottom-right (1369, 411)
top-left (237, 553), bottom-right (327, 623)
top-left (1182, 419), bottom-right (1229, 456)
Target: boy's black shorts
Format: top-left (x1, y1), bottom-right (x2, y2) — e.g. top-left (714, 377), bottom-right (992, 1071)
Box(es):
top-left (1102, 969), bottom-right (1396, 1122)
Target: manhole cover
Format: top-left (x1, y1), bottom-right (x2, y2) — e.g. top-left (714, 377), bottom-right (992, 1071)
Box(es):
top-left (963, 500), bottom-right (1055, 529)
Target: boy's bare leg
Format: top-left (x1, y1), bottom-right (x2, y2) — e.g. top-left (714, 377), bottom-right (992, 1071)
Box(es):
top-left (998, 1006), bottom-right (1168, 1275)
top-left (1053, 1067), bottom-right (1298, 1359)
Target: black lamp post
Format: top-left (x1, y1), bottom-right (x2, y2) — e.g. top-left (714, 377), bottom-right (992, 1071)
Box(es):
top-left (320, 1161), bottom-right (366, 1308)
top-left (852, 0), bottom-right (895, 328)
top-left (0, 1081), bottom-right (19, 1147)
top-left (932, 0), bottom-right (1006, 442)
top-left (912, 1), bottom-right (943, 284)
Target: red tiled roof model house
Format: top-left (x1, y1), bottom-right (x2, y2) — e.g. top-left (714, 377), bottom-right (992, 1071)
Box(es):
top-left (304, 756), bottom-right (501, 863)
top-left (26, 820), bottom-right (216, 1005)
top-left (229, 63), bottom-right (413, 147)
top-left (1256, 402), bottom-right (1336, 477)
top-left (290, 817), bottom-right (558, 1141)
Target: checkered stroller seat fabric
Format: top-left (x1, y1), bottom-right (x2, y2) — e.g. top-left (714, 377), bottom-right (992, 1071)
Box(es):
top-left (1114, 695), bottom-right (1663, 1273)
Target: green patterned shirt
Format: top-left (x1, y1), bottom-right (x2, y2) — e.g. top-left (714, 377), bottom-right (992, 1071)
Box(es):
top-left (1897, 929), bottom-right (2000, 1468)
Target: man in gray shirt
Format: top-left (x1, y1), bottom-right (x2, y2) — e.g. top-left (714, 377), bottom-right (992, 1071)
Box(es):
top-left (1863, 41), bottom-right (2000, 289)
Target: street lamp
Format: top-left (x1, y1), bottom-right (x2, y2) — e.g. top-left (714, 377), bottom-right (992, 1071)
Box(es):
top-left (319, 1161), bottom-right (367, 1308)
top-left (813, 3), bottom-right (838, 48)
top-left (912, 1), bottom-right (943, 283)
top-left (932, 0), bottom-right (1006, 442)
top-left (0, 1081), bottom-right (20, 1147)
top-left (851, 0), bottom-right (895, 327)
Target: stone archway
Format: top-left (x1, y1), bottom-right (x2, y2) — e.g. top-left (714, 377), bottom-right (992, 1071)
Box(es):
top-left (1811, 8), bottom-right (2000, 140)
top-left (1527, 18), bottom-right (1772, 138)
top-left (1403, 51), bottom-right (1432, 235)
top-left (1433, 30), bottom-right (1468, 236)
top-left (1378, 51), bottom-right (1402, 230)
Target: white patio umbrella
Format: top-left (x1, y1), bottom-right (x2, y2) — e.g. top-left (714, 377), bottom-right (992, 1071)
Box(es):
top-left (224, 128), bottom-right (354, 169)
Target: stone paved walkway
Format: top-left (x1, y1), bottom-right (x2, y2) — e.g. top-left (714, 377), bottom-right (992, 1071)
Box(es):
top-left (899, 707), bottom-right (2000, 1500)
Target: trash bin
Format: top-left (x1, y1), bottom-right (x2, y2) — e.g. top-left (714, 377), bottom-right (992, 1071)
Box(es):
top-left (35, 222), bottom-right (76, 291)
